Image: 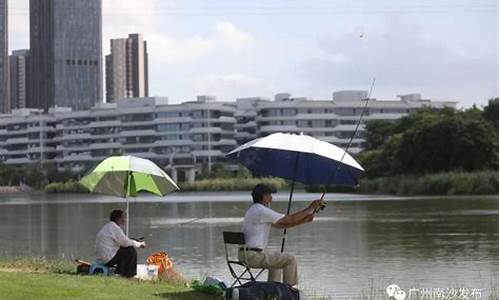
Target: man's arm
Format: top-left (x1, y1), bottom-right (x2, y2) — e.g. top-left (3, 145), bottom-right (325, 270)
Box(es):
top-left (272, 200), bottom-right (322, 229)
top-left (113, 225), bottom-right (145, 248)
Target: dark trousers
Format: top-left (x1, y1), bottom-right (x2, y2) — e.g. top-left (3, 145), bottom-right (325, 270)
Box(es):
top-left (106, 246), bottom-right (137, 277)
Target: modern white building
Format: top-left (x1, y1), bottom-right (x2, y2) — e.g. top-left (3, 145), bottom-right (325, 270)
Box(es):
top-left (0, 91), bottom-right (456, 181)
top-left (0, 96), bottom-right (237, 182)
top-left (235, 91), bottom-right (456, 153)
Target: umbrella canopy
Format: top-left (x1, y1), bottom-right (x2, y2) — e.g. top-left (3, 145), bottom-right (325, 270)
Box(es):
top-left (80, 155), bottom-right (179, 197)
top-left (226, 132), bottom-right (364, 186)
top-left (80, 155), bottom-right (179, 235)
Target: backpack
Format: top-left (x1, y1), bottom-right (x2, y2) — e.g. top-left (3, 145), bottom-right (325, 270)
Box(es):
top-left (226, 281), bottom-right (303, 300)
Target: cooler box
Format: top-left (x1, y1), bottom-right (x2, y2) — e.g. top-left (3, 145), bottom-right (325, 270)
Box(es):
top-left (135, 264), bottom-right (159, 280)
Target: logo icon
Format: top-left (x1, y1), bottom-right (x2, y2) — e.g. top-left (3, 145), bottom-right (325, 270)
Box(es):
top-left (386, 284), bottom-right (407, 300)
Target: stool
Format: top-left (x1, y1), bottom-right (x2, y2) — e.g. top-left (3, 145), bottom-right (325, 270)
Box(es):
top-left (89, 260), bottom-right (112, 275)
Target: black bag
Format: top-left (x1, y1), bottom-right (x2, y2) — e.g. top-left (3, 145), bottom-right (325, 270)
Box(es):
top-left (226, 281), bottom-right (302, 300)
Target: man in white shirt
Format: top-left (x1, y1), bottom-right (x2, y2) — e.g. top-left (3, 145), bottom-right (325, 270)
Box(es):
top-left (239, 184), bottom-right (324, 287)
top-left (96, 210), bottom-right (146, 277)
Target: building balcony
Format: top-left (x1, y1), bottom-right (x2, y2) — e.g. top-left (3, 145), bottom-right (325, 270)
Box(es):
top-left (4, 157), bottom-right (32, 164)
top-left (88, 142), bottom-right (121, 150)
top-left (189, 127), bottom-right (226, 134)
top-left (5, 137), bottom-right (30, 144)
top-left (56, 133), bottom-right (92, 141)
top-left (191, 150), bottom-right (225, 158)
top-left (234, 121), bottom-right (257, 128)
top-left (235, 131), bottom-right (256, 138)
top-left (88, 120), bottom-right (122, 128)
top-left (120, 120), bottom-right (155, 127)
top-left (120, 129), bottom-right (156, 137)
top-left (57, 153), bottom-right (94, 162)
top-left (153, 140), bottom-right (192, 147)
top-left (121, 143), bottom-right (155, 149)
top-left (4, 149), bottom-right (29, 155)
top-left (154, 116), bottom-right (192, 124)
top-left (259, 125), bottom-right (299, 133)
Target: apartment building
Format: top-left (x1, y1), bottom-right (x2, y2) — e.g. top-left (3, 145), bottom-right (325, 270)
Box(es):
top-left (236, 91), bottom-right (456, 153)
top-left (0, 97), bottom-right (236, 182)
top-left (0, 91), bottom-right (456, 181)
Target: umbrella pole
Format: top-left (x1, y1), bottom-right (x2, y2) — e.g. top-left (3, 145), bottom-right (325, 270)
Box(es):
top-left (126, 197), bottom-right (129, 236)
top-left (126, 170), bottom-right (131, 236)
top-left (280, 153), bottom-right (300, 253)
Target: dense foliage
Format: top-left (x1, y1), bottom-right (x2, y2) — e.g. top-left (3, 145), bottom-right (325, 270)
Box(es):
top-left (0, 162), bottom-right (77, 189)
top-left (358, 99), bottom-right (498, 178)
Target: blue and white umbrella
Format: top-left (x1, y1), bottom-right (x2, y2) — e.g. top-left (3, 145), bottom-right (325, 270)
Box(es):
top-left (226, 132), bottom-right (364, 185)
top-left (226, 132), bottom-right (364, 251)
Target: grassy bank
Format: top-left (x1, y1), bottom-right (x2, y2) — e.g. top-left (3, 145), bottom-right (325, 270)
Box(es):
top-left (0, 272), bottom-right (215, 300)
top-left (306, 171), bottom-right (499, 196)
top-left (0, 257), bottom-right (217, 300)
top-left (179, 177), bottom-right (287, 192)
top-left (44, 180), bottom-right (89, 193)
top-left (43, 171), bottom-right (498, 196)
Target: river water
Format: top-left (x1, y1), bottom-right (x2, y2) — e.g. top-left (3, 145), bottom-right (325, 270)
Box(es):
top-left (0, 192), bottom-right (497, 299)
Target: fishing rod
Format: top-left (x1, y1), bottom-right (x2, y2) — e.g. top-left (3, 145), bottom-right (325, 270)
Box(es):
top-left (316, 77), bottom-right (376, 212)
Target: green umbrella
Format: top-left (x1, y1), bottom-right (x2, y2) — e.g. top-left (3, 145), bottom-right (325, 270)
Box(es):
top-left (80, 155), bottom-right (180, 235)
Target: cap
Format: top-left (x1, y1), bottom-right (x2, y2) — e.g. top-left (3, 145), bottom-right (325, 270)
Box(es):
top-left (251, 183), bottom-right (277, 202)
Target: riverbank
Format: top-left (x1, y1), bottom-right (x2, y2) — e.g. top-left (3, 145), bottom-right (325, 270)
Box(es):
top-left (306, 171), bottom-right (499, 195)
top-left (0, 258), bottom-right (217, 300)
top-left (0, 272), bottom-right (216, 300)
top-left (42, 171), bottom-right (498, 196)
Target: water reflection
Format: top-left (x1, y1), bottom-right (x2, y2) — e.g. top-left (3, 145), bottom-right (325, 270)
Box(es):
top-left (0, 193), bottom-right (497, 298)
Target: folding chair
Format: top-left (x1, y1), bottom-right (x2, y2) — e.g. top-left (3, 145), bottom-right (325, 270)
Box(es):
top-left (222, 231), bottom-right (259, 287)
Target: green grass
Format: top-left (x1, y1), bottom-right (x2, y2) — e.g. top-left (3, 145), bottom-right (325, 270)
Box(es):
top-left (0, 256), bottom-right (74, 274)
top-left (0, 272), bottom-right (218, 300)
top-left (0, 257), bottom-right (219, 300)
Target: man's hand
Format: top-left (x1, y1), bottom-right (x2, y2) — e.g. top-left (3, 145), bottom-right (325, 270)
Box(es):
top-left (308, 199), bottom-right (325, 214)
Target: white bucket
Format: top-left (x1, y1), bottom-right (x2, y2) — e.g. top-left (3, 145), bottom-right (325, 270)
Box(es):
top-left (135, 264), bottom-right (159, 280)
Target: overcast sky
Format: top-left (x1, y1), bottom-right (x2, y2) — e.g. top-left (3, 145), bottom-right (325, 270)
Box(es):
top-left (8, 0), bottom-right (499, 107)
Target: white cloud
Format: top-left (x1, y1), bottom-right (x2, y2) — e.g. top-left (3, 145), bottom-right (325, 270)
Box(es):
top-left (144, 21), bottom-right (255, 64)
top-left (300, 17), bottom-right (498, 106)
top-left (192, 73), bottom-right (262, 100)
top-left (214, 21), bottom-right (256, 51)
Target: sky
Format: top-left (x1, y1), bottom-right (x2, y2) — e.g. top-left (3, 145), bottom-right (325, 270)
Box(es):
top-left (8, 0), bottom-right (499, 107)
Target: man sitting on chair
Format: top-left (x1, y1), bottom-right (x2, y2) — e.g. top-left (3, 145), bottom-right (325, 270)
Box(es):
top-left (239, 184), bottom-right (324, 287)
top-left (96, 210), bottom-right (146, 277)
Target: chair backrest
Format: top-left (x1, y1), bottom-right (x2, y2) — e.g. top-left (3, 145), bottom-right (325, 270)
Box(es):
top-left (223, 231), bottom-right (246, 245)
top-left (222, 231), bottom-right (256, 285)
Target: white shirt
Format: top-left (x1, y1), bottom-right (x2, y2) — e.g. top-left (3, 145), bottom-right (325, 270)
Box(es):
top-left (95, 222), bottom-right (142, 263)
top-left (242, 203), bottom-right (285, 249)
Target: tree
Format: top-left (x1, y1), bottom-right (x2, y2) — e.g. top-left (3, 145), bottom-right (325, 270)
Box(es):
top-left (396, 117), bottom-right (496, 173)
top-left (363, 120), bottom-right (395, 150)
top-left (482, 97), bottom-right (499, 131)
top-left (359, 102), bottom-right (498, 177)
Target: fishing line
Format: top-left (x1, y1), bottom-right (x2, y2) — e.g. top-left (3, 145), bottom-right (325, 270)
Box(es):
top-left (317, 77), bottom-right (376, 211)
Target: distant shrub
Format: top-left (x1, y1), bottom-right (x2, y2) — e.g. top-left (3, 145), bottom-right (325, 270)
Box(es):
top-left (180, 177), bottom-right (287, 192)
top-left (44, 181), bottom-right (88, 193)
top-left (357, 171), bottom-right (498, 195)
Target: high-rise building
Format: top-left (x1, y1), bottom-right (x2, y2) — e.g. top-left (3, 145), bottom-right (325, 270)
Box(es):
top-left (9, 50), bottom-right (30, 109)
top-left (0, 0), bottom-right (8, 113)
top-left (105, 33), bottom-right (148, 102)
top-left (29, 0), bottom-right (102, 111)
